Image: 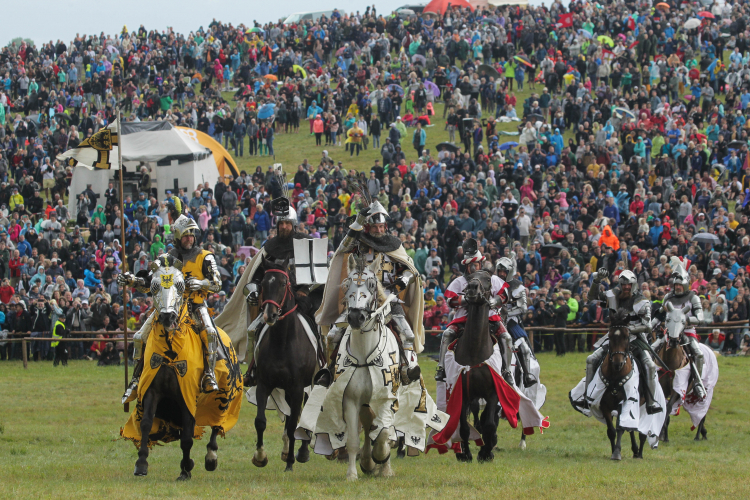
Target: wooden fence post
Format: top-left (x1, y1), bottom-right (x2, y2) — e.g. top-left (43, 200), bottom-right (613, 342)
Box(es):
top-left (22, 339), bottom-right (28, 369)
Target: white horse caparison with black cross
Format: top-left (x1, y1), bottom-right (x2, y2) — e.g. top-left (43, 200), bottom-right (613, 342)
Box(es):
top-left (341, 253), bottom-right (394, 481)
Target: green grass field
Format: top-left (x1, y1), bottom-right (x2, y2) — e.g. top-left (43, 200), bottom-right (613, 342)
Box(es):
top-left (1, 353), bottom-right (748, 499)
top-left (220, 88), bottom-right (532, 177)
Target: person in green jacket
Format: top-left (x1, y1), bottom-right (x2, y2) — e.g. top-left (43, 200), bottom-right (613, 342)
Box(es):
top-left (561, 289), bottom-right (583, 352)
top-left (90, 204), bottom-right (107, 226)
top-left (413, 244), bottom-right (428, 276)
top-left (160, 94), bottom-right (173, 111)
top-left (149, 234), bottom-right (165, 260)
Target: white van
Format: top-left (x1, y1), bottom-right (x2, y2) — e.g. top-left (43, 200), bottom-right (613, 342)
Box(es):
top-left (282, 10), bottom-right (344, 25)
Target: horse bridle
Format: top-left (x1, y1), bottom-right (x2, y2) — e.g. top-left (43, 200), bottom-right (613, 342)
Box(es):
top-left (466, 274), bottom-right (491, 304)
top-left (261, 268), bottom-right (297, 320)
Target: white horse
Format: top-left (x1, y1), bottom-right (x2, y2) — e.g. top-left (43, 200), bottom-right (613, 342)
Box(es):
top-left (340, 253), bottom-right (395, 481)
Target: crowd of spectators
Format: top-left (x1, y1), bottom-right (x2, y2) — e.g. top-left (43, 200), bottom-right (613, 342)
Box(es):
top-left (1, 0), bottom-right (750, 363)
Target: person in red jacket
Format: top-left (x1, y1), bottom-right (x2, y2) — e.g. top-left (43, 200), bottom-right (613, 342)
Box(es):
top-left (0, 279), bottom-right (14, 304)
top-left (629, 194), bottom-right (644, 215)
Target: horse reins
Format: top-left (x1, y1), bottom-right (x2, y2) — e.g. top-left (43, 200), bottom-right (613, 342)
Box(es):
top-left (261, 269), bottom-right (297, 320)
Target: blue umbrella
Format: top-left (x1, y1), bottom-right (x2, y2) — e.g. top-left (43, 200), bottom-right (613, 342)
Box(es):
top-left (499, 141), bottom-right (519, 150)
top-left (577, 29), bottom-right (593, 39)
top-left (258, 103), bottom-right (276, 120)
top-left (387, 84), bottom-right (404, 96)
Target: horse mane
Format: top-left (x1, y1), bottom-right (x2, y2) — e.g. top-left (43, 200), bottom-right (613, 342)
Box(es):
top-left (375, 281), bottom-right (387, 308)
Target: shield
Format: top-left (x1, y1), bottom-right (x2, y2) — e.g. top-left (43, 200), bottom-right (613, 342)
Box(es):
top-left (294, 238), bottom-right (329, 285)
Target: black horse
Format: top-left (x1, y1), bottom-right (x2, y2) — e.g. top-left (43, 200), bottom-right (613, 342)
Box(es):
top-left (251, 259), bottom-right (318, 472)
top-left (452, 270), bottom-right (500, 463)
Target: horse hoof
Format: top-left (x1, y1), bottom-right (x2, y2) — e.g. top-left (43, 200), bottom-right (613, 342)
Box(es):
top-left (296, 448), bottom-right (310, 463)
top-left (519, 441), bottom-right (527, 451)
top-left (610, 452), bottom-right (622, 461)
top-left (360, 462), bottom-right (375, 476)
top-left (284, 464), bottom-right (294, 473)
top-left (133, 465), bottom-right (148, 477)
top-left (252, 456), bottom-right (268, 468)
top-left (326, 450), bottom-right (339, 461)
top-left (633, 454), bottom-right (643, 459)
top-left (281, 452), bottom-right (288, 462)
top-left (396, 448), bottom-right (406, 459)
top-left (477, 452), bottom-right (494, 463)
top-left (205, 457), bottom-right (218, 472)
top-left (456, 453), bottom-right (473, 463)
top-left (176, 471), bottom-right (191, 481)
top-left (346, 473), bottom-right (358, 482)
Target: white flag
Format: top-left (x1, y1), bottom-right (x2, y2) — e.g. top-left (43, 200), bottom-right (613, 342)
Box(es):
top-left (57, 118), bottom-right (120, 170)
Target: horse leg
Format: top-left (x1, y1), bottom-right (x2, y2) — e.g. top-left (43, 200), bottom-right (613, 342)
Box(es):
top-left (134, 390), bottom-right (159, 476)
top-left (629, 431), bottom-right (640, 459)
top-left (477, 391), bottom-right (498, 463)
top-left (604, 413), bottom-right (617, 458)
top-left (280, 431), bottom-right (290, 462)
top-left (252, 383), bottom-right (269, 468)
top-left (638, 432), bottom-right (647, 458)
top-left (695, 416), bottom-right (707, 441)
top-left (359, 406), bottom-right (376, 476)
top-left (519, 431), bottom-right (527, 451)
top-left (612, 419), bottom-right (624, 461)
top-left (283, 387), bottom-right (304, 472)
top-left (456, 377), bottom-right (472, 463)
top-left (296, 391), bottom-right (310, 463)
top-left (701, 416), bottom-right (708, 440)
top-left (343, 397), bottom-right (361, 481)
top-left (205, 427), bottom-right (219, 471)
top-left (177, 407), bottom-right (195, 481)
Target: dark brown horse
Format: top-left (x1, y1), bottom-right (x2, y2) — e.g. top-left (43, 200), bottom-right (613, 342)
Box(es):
top-left (452, 271), bottom-right (500, 463)
top-left (599, 323), bottom-right (647, 460)
top-left (656, 303), bottom-right (707, 442)
top-left (251, 259), bottom-right (317, 472)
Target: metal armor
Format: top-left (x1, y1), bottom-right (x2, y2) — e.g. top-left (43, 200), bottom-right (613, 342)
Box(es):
top-left (504, 280), bottom-right (537, 387)
top-left (651, 291), bottom-right (707, 399)
top-left (585, 270), bottom-right (661, 414)
top-left (120, 249), bottom-right (222, 402)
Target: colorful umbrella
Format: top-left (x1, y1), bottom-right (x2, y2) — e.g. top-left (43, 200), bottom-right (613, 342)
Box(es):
top-left (292, 65), bottom-right (307, 78)
top-left (387, 84), bottom-right (404, 96)
top-left (514, 55), bottom-right (533, 68)
top-left (655, 2), bottom-right (670, 10)
top-left (263, 74), bottom-right (278, 82)
top-left (597, 36), bottom-right (614, 47)
top-left (698, 11), bottom-right (715, 19)
top-left (577, 29), bottom-right (593, 39)
top-left (424, 80), bottom-right (440, 97)
top-left (613, 107), bottom-right (635, 119)
top-left (684, 18), bottom-right (701, 29)
top-left (246, 27), bottom-right (262, 33)
top-left (499, 141), bottom-right (519, 150)
top-left (258, 103), bottom-right (276, 120)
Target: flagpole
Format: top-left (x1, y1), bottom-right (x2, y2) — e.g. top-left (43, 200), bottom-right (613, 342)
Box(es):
top-left (117, 108), bottom-right (130, 413)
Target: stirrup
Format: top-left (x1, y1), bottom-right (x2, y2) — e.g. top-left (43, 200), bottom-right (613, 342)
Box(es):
top-left (434, 366), bottom-right (446, 382)
top-left (646, 402), bottom-right (663, 415)
top-left (201, 372), bottom-right (219, 393)
top-left (243, 366), bottom-right (256, 388)
top-left (501, 369), bottom-right (515, 386)
top-left (314, 367), bottom-right (333, 387)
top-left (693, 385), bottom-right (707, 400)
top-left (522, 372), bottom-right (538, 388)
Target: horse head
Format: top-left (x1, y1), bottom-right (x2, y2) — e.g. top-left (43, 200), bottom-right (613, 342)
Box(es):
top-left (664, 301), bottom-right (691, 348)
top-left (260, 258), bottom-right (292, 326)
top-left (464, 270), bottom-right (492, 305)
top-left (150, 255), bottom-right (185, 332)
top-left (608, 327), bottom-right (631, 373)
top-left (343, 253), bottom-right (381, 330)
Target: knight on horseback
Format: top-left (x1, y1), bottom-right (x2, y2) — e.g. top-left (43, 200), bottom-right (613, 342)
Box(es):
top-left (241, 194), bottom-right (324, 387)
top-left (585, 268), bottom-right (662, 415)
top-left (650, 256), bottom-right (707, 400)
top-left (495, 257), bottom-right (537, 388)
top-left (316, 196), bottom-right (422, 387)
top-left (120, 201), bottom-right (223, 402)
top-left (434, 239), bottom-right (514, 385)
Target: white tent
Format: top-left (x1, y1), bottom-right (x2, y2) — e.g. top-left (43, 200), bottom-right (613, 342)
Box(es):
top-left (68, 121), bottom-right (220, 215)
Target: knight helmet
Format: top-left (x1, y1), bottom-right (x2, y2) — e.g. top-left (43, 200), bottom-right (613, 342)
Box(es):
top-left (365, 199), bottom-right (388, 226)
top-left (461, 238), bottom-right (485, 270)
top-left (172, 215), bottom-right (200, 253)
top-left (495, 256), bottom-right (517, 280)
top-left (669, 256), bottom-right (690, 296)
top-left (271, 196), bottom-right (298, 228)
